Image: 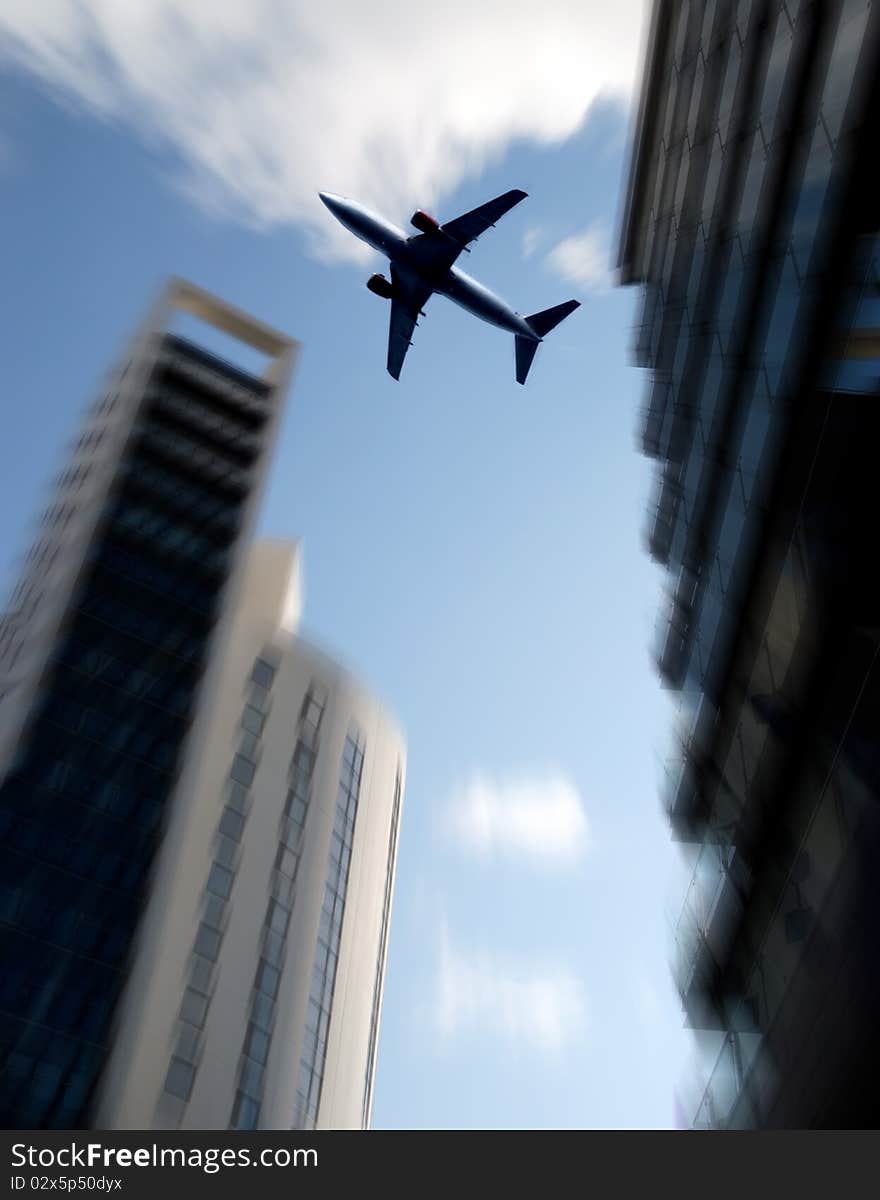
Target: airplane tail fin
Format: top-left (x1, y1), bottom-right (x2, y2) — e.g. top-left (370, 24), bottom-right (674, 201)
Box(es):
top-left (525, 299), bottom-right (580, 338)
top-left (515, 336), bottom-right (540, 385)
top-left (515, 299), bottom-right (580, 384)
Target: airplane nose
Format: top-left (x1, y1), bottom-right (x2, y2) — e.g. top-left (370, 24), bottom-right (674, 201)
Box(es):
top-left (319, 191), bottom-right (342, 212)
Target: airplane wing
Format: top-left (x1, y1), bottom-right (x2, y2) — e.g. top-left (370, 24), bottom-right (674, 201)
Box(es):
top-left (387, 264), bottom-right (433, 380)
top-left (408, 189), bottom-right (529, 275)
top-left (441, 188), bottom-right (528, 249)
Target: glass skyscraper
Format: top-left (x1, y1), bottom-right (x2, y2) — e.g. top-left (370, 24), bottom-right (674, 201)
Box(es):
top-left (0, 281), bottom-right (295, 1127)
top-left (619, 1), bottom-right (880, 1126)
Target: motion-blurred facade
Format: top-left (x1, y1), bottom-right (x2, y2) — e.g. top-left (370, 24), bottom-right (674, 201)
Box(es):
top-left (0, 282), bottom-right (404, 1129)
top-left (96, 541), bottom-right (405, 1131)
top-left (619, 1), bottom-right (880, 1127)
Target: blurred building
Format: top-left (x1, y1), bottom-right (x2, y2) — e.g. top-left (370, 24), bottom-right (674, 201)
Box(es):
top-left (0, 281), bottom-right (405, 1130)
top-left (95, 541), bottom-right (405, 1131)
top-left (619, 2), bottom-right (880, 1127)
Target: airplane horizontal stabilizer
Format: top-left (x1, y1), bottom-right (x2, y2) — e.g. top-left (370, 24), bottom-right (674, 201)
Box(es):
top-left (515, 336), bottom-right (540, 385)
top-left (525, 299), bottom-right (580, 338)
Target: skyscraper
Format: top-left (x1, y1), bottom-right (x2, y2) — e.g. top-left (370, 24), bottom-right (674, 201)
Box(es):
top-left (0, 281), bottom-right (405, 1130)
top-left (93, 539), bottom-right (405, 1131)
top-left (619, 2), bottom-right (880, 1127)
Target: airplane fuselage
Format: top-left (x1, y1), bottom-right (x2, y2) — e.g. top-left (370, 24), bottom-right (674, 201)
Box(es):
top-left (320, 194), bottom-right (539, 341)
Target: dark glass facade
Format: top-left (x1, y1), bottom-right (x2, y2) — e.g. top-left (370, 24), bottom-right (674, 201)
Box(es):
top-left (620, 1), bottom-right (880, 1126)
top-left (0, 335), bottom-right (271, 1128)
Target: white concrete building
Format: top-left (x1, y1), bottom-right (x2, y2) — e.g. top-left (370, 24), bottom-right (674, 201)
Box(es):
top-left (96, 541), bottom-right (406, 1130)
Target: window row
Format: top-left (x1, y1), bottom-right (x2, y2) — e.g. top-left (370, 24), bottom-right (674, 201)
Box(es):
top-left (162, 665), bottom-right (276, 1112)
top-left (149, 384), bottom-right (261, 455)
top-left (229, 685), bottom-right (326, 1130)
top-left (292, 731), bottom-right (364, 1130)
top-left (135, 426), bottom-right (251, 497)
top-left (160, 341), bottom-right (270, 420)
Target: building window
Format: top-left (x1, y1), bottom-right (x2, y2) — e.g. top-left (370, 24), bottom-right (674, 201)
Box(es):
top-left (244, 1023), bottom-right (269, 1065)
top-left (251, 658), bottom-right (276, 689)
top-left (164, 1057), bottom-right (195, 1102)
top-left (247, 683), bottom-right (271, 712)
top-left (241, 705), bottom-right (264, 735)
top-left (202, 895), bottom-right (226, 931)
top-left (276, 845), bottom-right (297, 878)
top-left (230, 1090), bottom-right (260, 1131)
top-left (214, 834), bottom-right (239, 870)
top-left (262, 931), bottom-right (285, 968)
top-left (226, 782), bottom-right (249, 815)
top-left (188, 956), bottom-right (214, 993)
top-left (206, 863), bottom-right (233, 901)
top-left (251, 992), bottom-right (274, 1033)
top-left (267, 900), bottom-right (288, 936)
top-left (255, 961), bottom-right (280, 1000)
top-left (176, 1022), bottom-right (202, 1063)
top-left (238, 731), bottom-right (260, 761)
top-left (230, 755), bottom-right (255, 788)
top-left (180, 987), bottom-right (209, 1028)
top-left (219, 806), bottom-right (245, 841)
top-left (194, 923), bottom-right (222, 961)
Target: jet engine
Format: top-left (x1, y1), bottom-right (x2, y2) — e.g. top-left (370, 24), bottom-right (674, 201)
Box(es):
top-left (411, 209), bottom-right (439, 234)
top-left (366, 273), bottom-right (395, 299)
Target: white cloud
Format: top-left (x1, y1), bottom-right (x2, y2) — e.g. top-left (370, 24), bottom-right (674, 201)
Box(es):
top-left (434, 926), bottom-right (587, 1052)
top-left (444, 771), bottom-right (590, 865)
top-left (545, 221), bottom-right (612, 292)
top-left (522, 225), bottom-right (543, 258)
top-left (0, 1), bottom-right (644, 261)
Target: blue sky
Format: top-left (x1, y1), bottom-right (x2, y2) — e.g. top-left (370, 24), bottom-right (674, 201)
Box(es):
top-left (0, 1), bottom-right (695, 1128)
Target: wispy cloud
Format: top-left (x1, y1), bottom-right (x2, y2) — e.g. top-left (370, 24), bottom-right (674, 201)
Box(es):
top-left (0, 1), bottom-right (644, 261)
top-left (522, 225), bottom-right (544, 259)
top-left (434, 925), bottom-right (587, 1052)
top-left (545, 221), bottom-right (612, 292)
top-left (444, 771), bottom-right (590, 866)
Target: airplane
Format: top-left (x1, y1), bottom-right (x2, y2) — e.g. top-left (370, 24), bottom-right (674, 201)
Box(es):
top-left (319, 189), bottom-right (580, 384)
